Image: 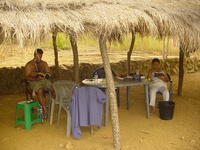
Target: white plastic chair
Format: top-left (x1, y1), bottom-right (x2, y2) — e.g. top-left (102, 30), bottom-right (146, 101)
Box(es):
top-left (49, 80), bottom-right (79, 134)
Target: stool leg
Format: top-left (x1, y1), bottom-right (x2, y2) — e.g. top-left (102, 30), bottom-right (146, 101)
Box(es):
top-left (24, 105), bottom-right (32, 130)
top-left (15, 105), bottom-right (19, 128)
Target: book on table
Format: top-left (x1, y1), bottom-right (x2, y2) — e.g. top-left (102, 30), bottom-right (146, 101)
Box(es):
top-left (154, 72), bottom-right (164, 77)
top-left (36, 72), bottom-right (51, 79)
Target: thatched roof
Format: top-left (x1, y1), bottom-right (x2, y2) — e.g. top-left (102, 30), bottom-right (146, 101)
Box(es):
top-left (0, 0), bottom-right (85, 46)
top-left (0, 0), bottom-right (199, 50)
top-left (80, 2), bottom-right (158, 41)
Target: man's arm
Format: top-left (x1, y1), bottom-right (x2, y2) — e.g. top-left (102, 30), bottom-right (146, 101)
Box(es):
top-left (44, 61), bottom-right (51, 74)
top-left (147, 69), bottom-right (153, 79)
top-left (25, 63), bottom-right (38, 81)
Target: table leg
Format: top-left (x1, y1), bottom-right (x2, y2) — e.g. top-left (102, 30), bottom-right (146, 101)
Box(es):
top-left (104, 89), bottom-right (109, 126)
top-left (144, 85), bottom-right (150, 118)
top-left (126, 86), bottom-right (130, 110)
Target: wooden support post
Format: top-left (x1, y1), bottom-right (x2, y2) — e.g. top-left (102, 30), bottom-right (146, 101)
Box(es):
top-left (99, 34), bottom-right (121, 150)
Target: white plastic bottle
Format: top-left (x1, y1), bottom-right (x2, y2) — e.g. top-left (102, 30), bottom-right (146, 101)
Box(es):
top-left (94, 72), bottom-right (98, 85)
top-left (37, 105), bottom-right (43, 123)
top-left (136, 68), bottom-right (140, 79)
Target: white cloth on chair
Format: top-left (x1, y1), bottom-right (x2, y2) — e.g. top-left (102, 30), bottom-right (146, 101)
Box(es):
top-left (69, 87), bottom-right (106, 139)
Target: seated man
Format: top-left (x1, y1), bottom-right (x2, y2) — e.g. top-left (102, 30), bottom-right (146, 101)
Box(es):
top-left (25, 48), bottom-right (55, 119)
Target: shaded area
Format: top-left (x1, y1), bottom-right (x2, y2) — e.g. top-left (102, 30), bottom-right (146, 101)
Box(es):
top-left (0, 72), bottom-right (200, 150)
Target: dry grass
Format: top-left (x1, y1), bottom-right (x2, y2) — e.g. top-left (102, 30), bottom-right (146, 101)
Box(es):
top-left (0, 0), bottom-right (199, 50)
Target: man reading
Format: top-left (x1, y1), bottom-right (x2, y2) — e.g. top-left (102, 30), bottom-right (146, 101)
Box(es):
top-left (25, 48), bottom-right (55, 119)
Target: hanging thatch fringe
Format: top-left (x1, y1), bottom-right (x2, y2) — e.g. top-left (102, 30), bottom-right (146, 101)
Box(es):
top-left (0, 0), bottom-right (199, 50)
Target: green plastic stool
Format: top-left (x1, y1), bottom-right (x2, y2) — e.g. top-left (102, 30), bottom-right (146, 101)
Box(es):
top-left (15, 101), bottom-right (42, 130)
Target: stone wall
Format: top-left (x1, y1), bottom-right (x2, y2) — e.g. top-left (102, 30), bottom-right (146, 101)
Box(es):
top-left (0, 57), bottom-right (199, 95)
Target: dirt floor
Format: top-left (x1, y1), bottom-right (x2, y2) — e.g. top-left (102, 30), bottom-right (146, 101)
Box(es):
top-left (0, 71), bottom-right (200, 150)
top-left (0, 47), bottom-right (200, 149)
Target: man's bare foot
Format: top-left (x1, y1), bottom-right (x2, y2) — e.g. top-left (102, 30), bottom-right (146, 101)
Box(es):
top-left (150, 106), bottom-right (156, 114)
top-left (42, 107), bottom-right (48, 119)
top-left (42, 113), bottom-right (48, 120)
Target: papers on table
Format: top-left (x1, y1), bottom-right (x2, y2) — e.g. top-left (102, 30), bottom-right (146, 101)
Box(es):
top-left (82, 78), bottom-right (106, 84)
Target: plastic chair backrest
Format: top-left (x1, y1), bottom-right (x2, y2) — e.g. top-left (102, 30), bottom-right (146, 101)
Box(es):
top-left (93, 67), bottom-right (116, 78)
top-left (53, 80), bottom-right (79, 104)
top-left (166, 73), bottom-right (171, 81)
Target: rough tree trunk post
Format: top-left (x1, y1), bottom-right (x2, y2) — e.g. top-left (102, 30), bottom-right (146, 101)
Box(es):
top-left (166, 36), bottom-right (169, 58)
top-left (140, 35), bottom-right (144, 52)
top-left (162, 36), bottom-right (166, 58)
top-left (99, 34), bottom-right (121, 150)
top-left (177, 46), bottom-right (185, 96)
top-left (69, 34), bottom-right (79, 83)
top-left (127, 31), bottom-right (135, 74)
top-left (52, 31), bottom-right (61, 79)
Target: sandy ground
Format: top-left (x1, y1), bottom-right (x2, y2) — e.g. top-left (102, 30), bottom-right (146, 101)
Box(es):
top-left (0, 46), bottom-right (200, 149)
top-left (0, 71), bottom-right (200, 150)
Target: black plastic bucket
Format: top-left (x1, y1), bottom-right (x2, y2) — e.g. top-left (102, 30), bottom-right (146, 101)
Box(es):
top-left (158, 101), bottom-right (175, 120)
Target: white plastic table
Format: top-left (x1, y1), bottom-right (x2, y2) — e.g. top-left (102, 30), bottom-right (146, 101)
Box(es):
top-left (82, 77), bottom-right (151, 126)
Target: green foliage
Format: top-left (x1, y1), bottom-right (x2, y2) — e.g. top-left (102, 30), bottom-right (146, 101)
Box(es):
top-left (40, 32), bottom-right (180, 55)
top-left (56, 33), bottom-right (71, 50)
top-left (109, 33), bottom-right (179, 55)
top-left (77, 33), bottom-right (98, 46)
top-left (40, 32), bottom-right (71, 50)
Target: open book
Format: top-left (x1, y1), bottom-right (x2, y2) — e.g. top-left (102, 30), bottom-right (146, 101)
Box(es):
top-left (36, 72), bottom-right (51, 79)
top-left (154, 72), bottom-right (164, 77)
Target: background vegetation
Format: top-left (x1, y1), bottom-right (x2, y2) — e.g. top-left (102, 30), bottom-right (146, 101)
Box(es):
top-left (40, 32), bottom-right (183, 56)
top-left (1, 32), bottom-right (199, 59)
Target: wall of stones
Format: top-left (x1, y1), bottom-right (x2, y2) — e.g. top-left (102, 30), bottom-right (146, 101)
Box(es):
top-left (0, 57), bottom-right (199, 95)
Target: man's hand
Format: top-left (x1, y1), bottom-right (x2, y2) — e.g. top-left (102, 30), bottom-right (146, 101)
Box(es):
top-left (158, 75), bottom-right (164, 80)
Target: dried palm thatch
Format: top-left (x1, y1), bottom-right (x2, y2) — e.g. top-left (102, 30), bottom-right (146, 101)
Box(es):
top-left (0, 1), bottom-right (199, 150)
top-left (161, 0), bottom-right (200, 51)
top-left (0, 0), bottom-right (199, 51)
top-left (116, 0), bottom-right (200, 52)
top-left (0, 0), bottom-right (85, 46)
top-left (79, 2), bottom-right (158, 42)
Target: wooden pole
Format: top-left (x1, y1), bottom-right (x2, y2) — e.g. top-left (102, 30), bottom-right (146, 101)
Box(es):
top-left (52, 31), bottom-right (61, 79)
top-left (69, 34), bottom-right (79, 83)
top-left (177, 45), bottom-right (185, 96)
top-left (127, 31), bottom-right (135, 74)
top-left (140, 35), bottom-right (144, 52)
top-left (166, 36), bottom-right (169, 58)
top-left (162, 36), bottom-right (166, 58)
top-left (99, 34), bottom-right (121, 150)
